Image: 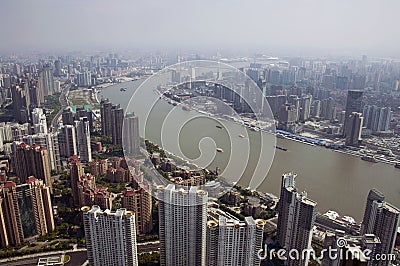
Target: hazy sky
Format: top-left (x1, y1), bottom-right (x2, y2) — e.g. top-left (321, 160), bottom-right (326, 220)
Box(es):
top-left (1, 0), bottom-right (399, 57)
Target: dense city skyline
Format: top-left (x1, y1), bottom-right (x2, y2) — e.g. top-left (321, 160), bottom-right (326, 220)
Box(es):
top-left (1, 1), bottom-right (400, 264)
top-left (0, 50), bottom-right (399, 265)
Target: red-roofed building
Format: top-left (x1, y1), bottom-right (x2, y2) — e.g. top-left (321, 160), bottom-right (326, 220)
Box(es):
top-left (26, 176), bottom-right (37, 183)
top-left (105, 166), bottom-right (130, 183)
top-left (4, 181), bottom-right (16, 188)
top-left (69, 157), bottom-right (84, 206)
top-left (12, 142), bottom-right (52, 190)
top-left (75, 174), bottom-right (113, 210)
top-left (0, 173), bottom-right (7, 183)
top-left (77, 173), bottom-right (96, 207)
top-left (0, 177), bottom-right (54, 248)
top-left (94, 190), bottom-right (112, 210)
top-left (89, 159), bottom-right (108, 177)
top-left (121, 187), bottom-right (152, 235)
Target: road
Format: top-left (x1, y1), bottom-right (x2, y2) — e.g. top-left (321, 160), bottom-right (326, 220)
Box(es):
top-left (0, 249), bottom-right (87, 266)
top-left (51, 84), bottom-right (70, 131)
top-left (138, 241), bottom-right (160, 253)
top-left (0, 241), bottom-right (160, 266)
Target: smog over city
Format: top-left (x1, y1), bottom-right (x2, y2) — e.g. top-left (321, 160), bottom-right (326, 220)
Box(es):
top-left (0, 1), bottom-right (399, 266)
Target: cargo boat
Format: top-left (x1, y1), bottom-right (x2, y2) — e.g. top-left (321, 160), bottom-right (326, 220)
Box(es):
top-left (361, 156), bottom-right (377, 163)
top-left (275, 146), bottom-right (287, 151)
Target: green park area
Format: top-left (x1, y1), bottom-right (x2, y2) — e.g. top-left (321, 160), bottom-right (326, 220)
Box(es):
top-left (67, 88), bottom-right (99, 108)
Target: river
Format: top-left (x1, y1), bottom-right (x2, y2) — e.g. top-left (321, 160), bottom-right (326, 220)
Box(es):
top-left (99, 79), bottom-right (400, 221)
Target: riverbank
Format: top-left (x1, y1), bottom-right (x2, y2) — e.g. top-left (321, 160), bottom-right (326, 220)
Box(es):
top-left (99, 78), bottom-right (400, 221)
top-left (161, 92), bottom-right (400, 169)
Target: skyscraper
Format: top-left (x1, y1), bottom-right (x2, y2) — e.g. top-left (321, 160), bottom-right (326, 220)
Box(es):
top-left (58, 125), bottom-right (78, 158)
top-left (344, 90), bottom-right (363, 135)
top-left (0, 177), bottom-right (54, 248)
top-left (320, 97), bottom-right (336, 121)
top-left (299, 95), bottom-right (312, 122)
top-left (11, 122), bottom-right (30, 142)
top-left (76, 71), bottom-right (92, 87)
top-left (0, 181), bottom-right (24, 247)
top-left (0, 123), bottom-right (13, 144)
top-left (361, 189), bottom-right (385, 234)
top-left (100, 98), bottom-right (114, 136)
top-left (346, 90), bottom-right (363, 115)
top-left (17, 177), bottom-right (55, 238)
top-left (288, 95), bottom-right (300, 121)
top-left (336, 76), bottom-right (349, 90)
top-left (23, 132), bottom-right (62, 173)
top-left (112, 106), bottom-right (124, 145)
top-left (158, 185), bottom-right (208, 266)
top-left (54, 59), bottom-right (62, 77)
top-left (322, 74), bottom-right (335, 89)
top-left (351, 75), bottom-right (367, 90)
top-left (75, 117), bottom-right (92, 162)
top-left (360, 189), bottom-right (400, 266)
top-left (246, 68), bottom-right (260, 83)
top-left (61, 107), bottom-right (75, 126)
top-left (75, 107), bottom-right (94, 132)
top-left (266, 95), bottom-right (286, 116)
top-left (101, 99), bottom-right (125, 144)
top-left (82, 205), bottom-right (138, 266)
top-left (28, 80), bottom-right (43, 107)
top-left (345, 112), bottom-right (363, 146)
top-left (123, 113), bottom-right (140, 155)
top-left (276, 173), bottom-right (317, 266)
top-left (69, 156), bottom-right (84, 206)
top-left (12, 142), bottom-right (52, 189)
top-left (121, 187), bottom-right (153, 235)
top-left (11, 84), bottom-right (30, 123)
top-left (312, 100), bottom-right (321, 118)
top-left (31, 108), bottom-right (48, 134)
top-left (206, 216), bottom-right (265, 266)
top-left (38, 65), bottom-right (54, 97)
top-left (362, 105), bottom-right (392, 132)
top-left (278, 104), bottom-right (298, 132)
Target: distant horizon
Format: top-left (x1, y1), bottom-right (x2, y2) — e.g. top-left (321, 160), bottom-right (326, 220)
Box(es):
top-left (2, 48), bottom-right (400, 62)
top-left (1, 0), bottom-right (400, 58)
